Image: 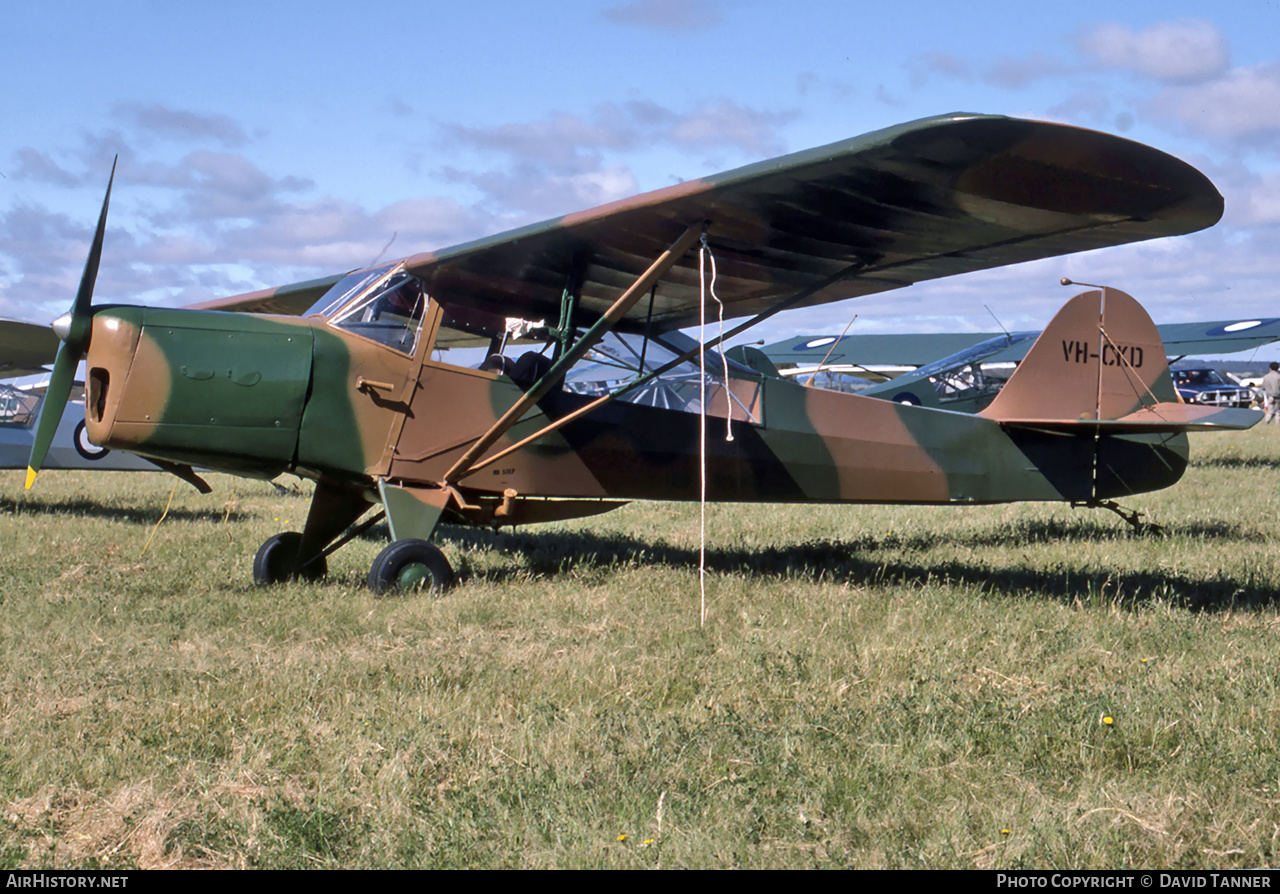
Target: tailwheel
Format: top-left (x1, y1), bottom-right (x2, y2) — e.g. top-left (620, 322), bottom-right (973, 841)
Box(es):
top-left (368, 539), bottom-right (453, 595)
top-left (253, 532), bottom-right (328, 584)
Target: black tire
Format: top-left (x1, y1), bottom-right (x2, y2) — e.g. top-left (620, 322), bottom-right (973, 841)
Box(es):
top-left (73, 419), bottom-right (109, 461)
top-left (368, 539), bottom-right (453, 594)
top-left (253, 532), bottom-right (327, 585)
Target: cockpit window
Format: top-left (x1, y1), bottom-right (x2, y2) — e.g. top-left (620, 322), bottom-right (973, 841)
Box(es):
top-left (305, 263), bottom-right (401, 318)
top-left (308, 265), bottom-right (428, 355)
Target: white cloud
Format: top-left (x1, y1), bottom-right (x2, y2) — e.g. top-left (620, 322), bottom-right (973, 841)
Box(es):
top-left (909, 50), bottom-right (1069, 89)
top-left (1212, 164), bottom-right (1280, 228)
top-left (442, 100), bottom-right (795, 170)
top-left (669, 100), bottom-right (794, 156)
top-left (1080, 19), bottom-right (1229, 84)
top-left (438, 100), bottom-right (794, 219)
top-left (985, 52), bottom-right (1071, 89)
top-left (1152, 64), bottom-right (1280, 140)
top-left (12, 149), bottom-right (82, 187)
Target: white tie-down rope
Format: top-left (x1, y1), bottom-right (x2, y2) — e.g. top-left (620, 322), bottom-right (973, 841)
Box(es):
top-left (697, 236), bottom-right (731, 627)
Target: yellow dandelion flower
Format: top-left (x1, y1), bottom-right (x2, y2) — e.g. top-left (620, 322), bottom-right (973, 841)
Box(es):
top-left (1001, 829), bottom-right (1011, 836)
top-left (1102, 715), bottom-right (1114, 726)
top-left (616, 833), bottom-right (628, 843)
top-left (643, 838), bottom-right (655, 847)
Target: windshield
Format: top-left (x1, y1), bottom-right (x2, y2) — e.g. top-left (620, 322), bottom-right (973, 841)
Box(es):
top-left (305, 263), bottom-right (401, 318)
top-left (307, 264), bottom-right (428, 354)
top-left (912, 332), bottom-right (1036, 379)
top-left (1174, 369), bottom-right (1229, 386)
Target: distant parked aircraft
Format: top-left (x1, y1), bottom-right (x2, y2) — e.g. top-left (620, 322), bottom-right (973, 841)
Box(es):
top-left (763, 315), bottom-right (1280, 412)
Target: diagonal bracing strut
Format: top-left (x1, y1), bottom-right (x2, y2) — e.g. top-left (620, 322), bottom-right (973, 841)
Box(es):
top-left (456, 257), bottom-right (873, 481)
top-left (440, 221), bottom-right (707, 487)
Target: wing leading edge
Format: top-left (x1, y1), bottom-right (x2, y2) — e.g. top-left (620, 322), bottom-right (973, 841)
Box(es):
top-left (399, 113), bottom-right (1222, 332)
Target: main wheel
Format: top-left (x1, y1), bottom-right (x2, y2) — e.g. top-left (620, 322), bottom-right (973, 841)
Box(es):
top-left (253, 532), bottom-right (328, 585)
top-left (368, 539), bottom-right (453, 594)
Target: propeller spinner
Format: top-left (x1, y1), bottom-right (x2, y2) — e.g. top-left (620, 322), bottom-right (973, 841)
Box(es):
top-left (26, 158), bottom-right (116, 489)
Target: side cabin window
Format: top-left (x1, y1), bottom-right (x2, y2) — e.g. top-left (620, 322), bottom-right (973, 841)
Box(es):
top-left (415, 298), bottom-right (764, 425)
top-left (308, 264), bottom-right (428, 355)
top-left (562, 331), bottom-right (763, 424)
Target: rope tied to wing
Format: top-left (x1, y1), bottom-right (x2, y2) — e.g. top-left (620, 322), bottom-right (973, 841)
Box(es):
top-left (696, 235), bottom-right (733, 628)
top-left (699, 234), bottom-right (734, 441)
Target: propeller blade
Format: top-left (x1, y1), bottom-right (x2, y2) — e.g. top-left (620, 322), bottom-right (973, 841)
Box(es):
top-left (25, 345), bottom-right (78, 488)
top-left (25, 157), bottom-right (117, 489)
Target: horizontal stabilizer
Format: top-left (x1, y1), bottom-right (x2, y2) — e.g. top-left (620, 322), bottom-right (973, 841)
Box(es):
top-left (997, 403), bottom-right (1261, 434)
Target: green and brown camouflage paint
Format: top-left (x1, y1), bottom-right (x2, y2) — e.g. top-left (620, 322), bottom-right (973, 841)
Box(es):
top-left (50, 113), bottom-right (1253, 581)
top-left (80, 288), bottom-right (1238, 524)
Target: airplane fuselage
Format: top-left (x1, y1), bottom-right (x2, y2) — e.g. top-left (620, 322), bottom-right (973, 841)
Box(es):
top-left (79, 303), bottom-right (1189, 515)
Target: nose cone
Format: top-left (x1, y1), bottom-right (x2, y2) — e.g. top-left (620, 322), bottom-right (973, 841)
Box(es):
top-left (51, 312), bottom-right (73, 343)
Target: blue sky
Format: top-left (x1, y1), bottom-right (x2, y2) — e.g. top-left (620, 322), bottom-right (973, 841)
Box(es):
top-left (4, 0), bottom-right (1280, 354)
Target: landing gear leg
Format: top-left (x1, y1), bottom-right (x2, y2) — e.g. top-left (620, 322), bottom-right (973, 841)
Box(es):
top-left (369, 480), bottom-right (455, 594)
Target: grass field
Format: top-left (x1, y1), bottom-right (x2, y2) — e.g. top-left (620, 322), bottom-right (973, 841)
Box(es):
top-left (3, 426), bottom-right (1280, 868)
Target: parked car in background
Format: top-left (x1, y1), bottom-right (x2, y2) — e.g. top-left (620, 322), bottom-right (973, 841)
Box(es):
top-left (1171, 368), bottom-right (1257, 408)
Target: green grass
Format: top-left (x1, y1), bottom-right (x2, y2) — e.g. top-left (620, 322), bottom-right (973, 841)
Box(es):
top-left (3, 427), bottom-right (1280, 867)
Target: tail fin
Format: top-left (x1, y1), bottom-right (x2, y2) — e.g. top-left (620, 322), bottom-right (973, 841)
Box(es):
top-left (981, 288), bottom-right (1257, 432)
top-left (978, 287), bottom-right (1257, 503)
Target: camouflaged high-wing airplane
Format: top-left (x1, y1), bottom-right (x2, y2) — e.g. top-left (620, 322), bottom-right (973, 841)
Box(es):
top-left (24, 113), bottom-right (1260, 591)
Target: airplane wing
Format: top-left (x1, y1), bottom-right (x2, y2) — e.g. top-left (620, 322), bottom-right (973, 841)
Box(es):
top-left (1156, 318), bottom-right (1280, 357)
top-left (767, 316), bottom-right (1280, 379)
top-left (186, 273), bottom-right (346, 315)
top-left (0, 400), bottom-right (159, 472)
top-left (761, 332), bottom-right (1002, 371)
top-left (0, 318), bottom-right (60, 379)
top-left (968, 318), bottom-right (1280, 364)
top-left (398, 113), bottom-right (1222, 333)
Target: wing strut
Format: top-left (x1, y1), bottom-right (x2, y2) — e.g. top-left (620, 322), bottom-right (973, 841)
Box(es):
top-left (439, 221), bottom-right (707, 487)
top-left (455, 256), bottom-right (873, 481)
